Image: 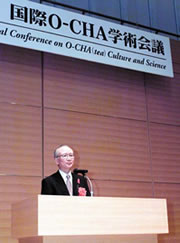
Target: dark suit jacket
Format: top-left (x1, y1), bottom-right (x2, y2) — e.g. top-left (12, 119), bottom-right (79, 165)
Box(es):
top-left (41, 170), bottom-right (90, 196)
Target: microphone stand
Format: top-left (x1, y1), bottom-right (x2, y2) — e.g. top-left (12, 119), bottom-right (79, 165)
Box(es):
top-left (84, 175), bottom-right (93, 197)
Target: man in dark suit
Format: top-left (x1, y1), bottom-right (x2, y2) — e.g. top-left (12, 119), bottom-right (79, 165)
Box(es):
top-left (41, 144), bottom-right (90, 196)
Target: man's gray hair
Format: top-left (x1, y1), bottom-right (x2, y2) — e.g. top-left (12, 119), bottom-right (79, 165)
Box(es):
top-left (53, 144), bottom-right (74, 158)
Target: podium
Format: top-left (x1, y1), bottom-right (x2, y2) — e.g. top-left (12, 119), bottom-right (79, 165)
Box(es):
top-left (11, 195), bottom-right (168, 243)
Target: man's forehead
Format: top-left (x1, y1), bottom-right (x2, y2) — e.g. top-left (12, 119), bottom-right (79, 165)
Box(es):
top-left (57, 145), bottom-right (73, 154)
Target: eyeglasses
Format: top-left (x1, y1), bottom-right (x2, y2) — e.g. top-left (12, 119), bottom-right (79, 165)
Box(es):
top-left (57, 154), bottom-right (74, 159)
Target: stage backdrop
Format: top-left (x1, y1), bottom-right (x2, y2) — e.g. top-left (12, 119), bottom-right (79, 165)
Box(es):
top-left (0, 38), bottom-right (180, 243)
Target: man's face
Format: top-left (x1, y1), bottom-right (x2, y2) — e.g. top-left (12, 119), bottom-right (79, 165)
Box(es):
top-left (55, 145), bottom-right (74, 173)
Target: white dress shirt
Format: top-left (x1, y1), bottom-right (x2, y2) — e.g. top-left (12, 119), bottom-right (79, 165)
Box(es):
top-left (59, 169), bottom-right (73, 195)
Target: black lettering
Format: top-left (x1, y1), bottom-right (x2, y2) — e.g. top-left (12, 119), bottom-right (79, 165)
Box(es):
top-left (82, 22), bottom-right (94, 38)
top-left (146, 59), bottom-right (166, 69)
top-left (70, 19), bottom-right (81, 34)
top-left (49, 14), bottom-right (62, 29)
top-left (66, 41), bottom-right (72, 49)
top-left (96, 26), bottom-right (107, 41)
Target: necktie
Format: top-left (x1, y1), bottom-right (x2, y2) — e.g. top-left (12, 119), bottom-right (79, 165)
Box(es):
top-left (66, 174), bottom-right (72, 195)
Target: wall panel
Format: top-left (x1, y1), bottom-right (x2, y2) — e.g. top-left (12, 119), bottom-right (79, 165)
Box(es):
top-left (150, 123), bottom-right (180, 183)
top-left (173, 63), bottom-right (180, 74)
top-left (44, 109), bottom-right (151, 182)
top-left (0, 103), bottom-right (42, 176)
top-left (0, 43), bottom-right (42, 242)
top-left (0, 238), bottom-right (18, 243)
top-left (171, 40), bottom-right (180, 64)
top-left (89, 0), bottom-right (121, 20)
top-left (120, 0), bottom-right (150, 27)
top-left (0, 175), bottom-right (41, 239)
top-left (92, 180), bottom-right (153, 197)
top-left (0, 44), bottom-right (41, 106)
top-left (146, 73), bottom-right (180, 125)
top-left (175, 0), bottom-right (180, 36)
top-left (149, 0), bottom-right (177, 34)
top-left (44, 53), bottom-right (146, 121)
top-left (52, 0), bottom-right (89, 10)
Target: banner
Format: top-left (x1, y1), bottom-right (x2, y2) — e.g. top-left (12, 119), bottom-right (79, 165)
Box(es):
top-left (0, 0), bottom-right (174, 77)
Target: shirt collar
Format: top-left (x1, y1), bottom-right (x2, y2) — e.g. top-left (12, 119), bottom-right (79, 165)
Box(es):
top-left (59, 169), bottom-right (72, 181)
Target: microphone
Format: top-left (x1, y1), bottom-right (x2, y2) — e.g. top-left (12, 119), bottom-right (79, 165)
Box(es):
top-left (73, 168), bottom-right (88, 176)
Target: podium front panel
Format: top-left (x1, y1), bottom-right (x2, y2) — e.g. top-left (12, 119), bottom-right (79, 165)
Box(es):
top-left (12, 195), bottom-right (168, 238)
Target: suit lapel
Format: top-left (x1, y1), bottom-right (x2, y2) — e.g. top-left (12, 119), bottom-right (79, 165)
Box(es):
top-left (54, 171), bottom-right (69, 195)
